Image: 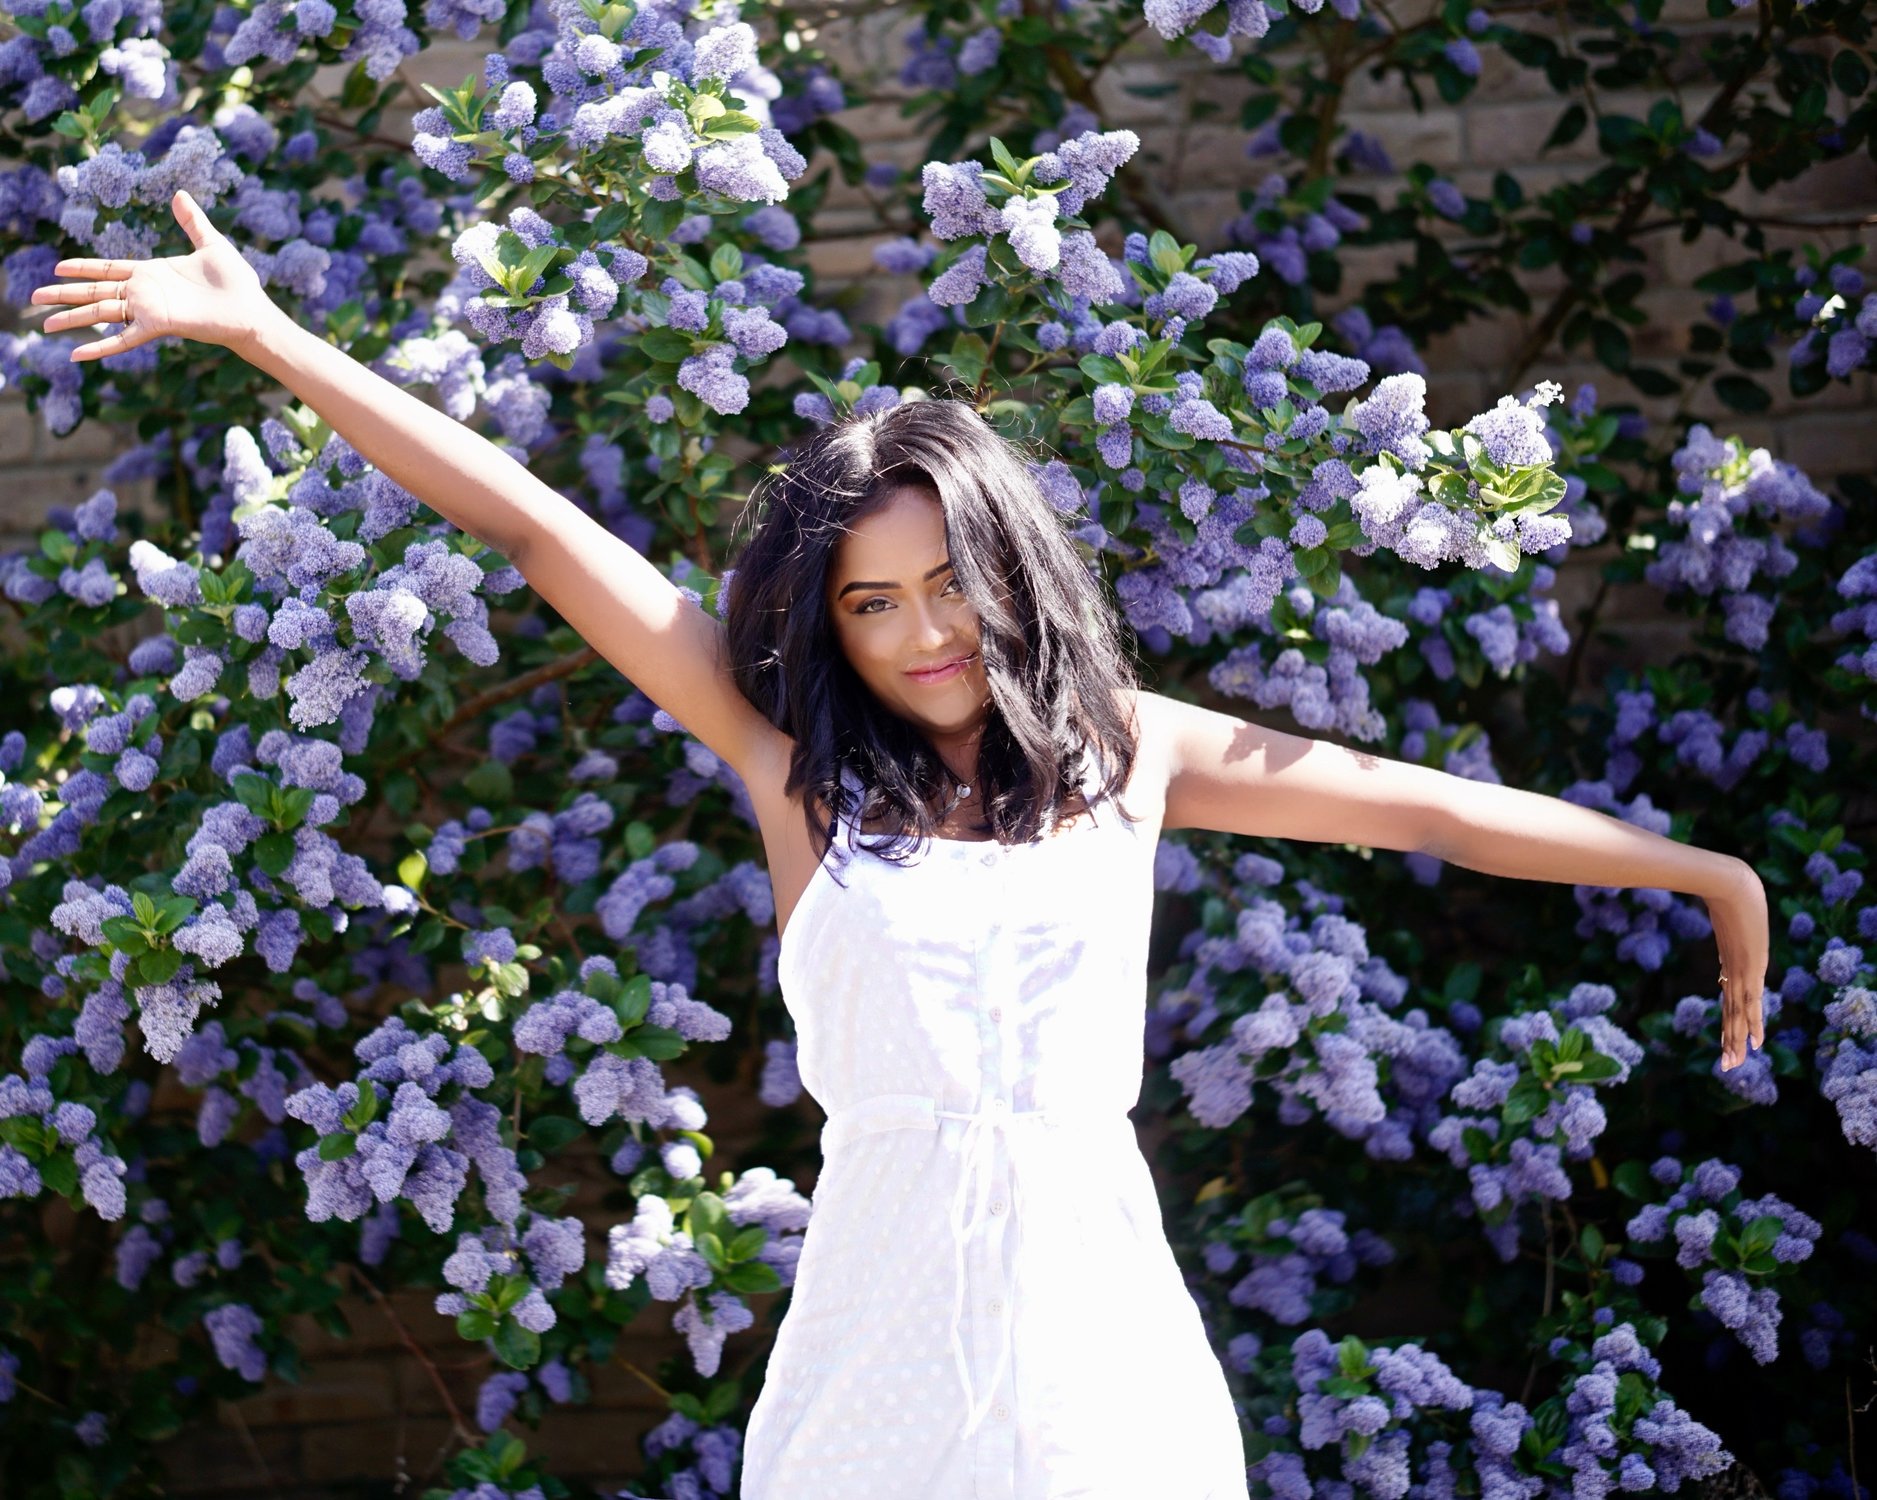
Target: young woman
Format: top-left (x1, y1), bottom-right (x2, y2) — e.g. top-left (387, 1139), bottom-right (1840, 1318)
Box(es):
top-left (32, 190), bottom-right (1768, 1498)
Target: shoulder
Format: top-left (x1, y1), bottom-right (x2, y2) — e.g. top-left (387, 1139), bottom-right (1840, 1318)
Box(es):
top-left (1114, 685), bottom-right (1177, 758)
top-left (1103, 685), bottom-right (1173, 819)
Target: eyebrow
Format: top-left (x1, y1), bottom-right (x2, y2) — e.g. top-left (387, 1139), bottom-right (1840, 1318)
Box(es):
top-left (835, 559), bottom-right (954, 599)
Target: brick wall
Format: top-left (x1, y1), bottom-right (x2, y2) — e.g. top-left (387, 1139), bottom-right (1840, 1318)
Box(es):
top-left (2, 5), bottom-right (1870, 1493)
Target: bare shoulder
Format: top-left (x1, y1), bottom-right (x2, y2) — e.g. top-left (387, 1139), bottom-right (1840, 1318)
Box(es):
top-left (1109, 685), bottom-right (1174, 820)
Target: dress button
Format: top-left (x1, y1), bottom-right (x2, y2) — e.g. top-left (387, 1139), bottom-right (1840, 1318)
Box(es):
top-left (980, 847), bottom-right (998, 867)
top-left (990, 1097), bottom-right (1006, 1111)
top-left (994, 1403), bottom-right (1010, 1421)
top-left (988, 1298), bottom-right (1003, 1314)
top-left (989, 1006), bottom-right (1003, 1022)
top-left (989, 1198), bottom-right (1006, 1215)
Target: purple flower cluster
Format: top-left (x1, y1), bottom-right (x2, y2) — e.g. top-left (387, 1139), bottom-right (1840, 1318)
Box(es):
top-left (1624, 1155), bottom-right (1819, 1363)
top-left (1426, 986), bottom-right (1640, 1261)
top-left (1160, 870), bottom-right (1469, 1164)
top-left (0, 1057), bottom-right (130, 1219)
top-left (284, 1014), bottom-right (510, 1233)
top-left (1646, 425), bottom-right (1831, 651)
top-left (920, 132), bottom-right (1136, 309)
top-left (1204, 1203), bottom-right (1395, 1325)
top-left (1221, 170), bottom-right (1370, 287)
top-left (604, 1164), bottom-right (810, 1379)
top-left (1818, 982), bottom-right (1877, 1149)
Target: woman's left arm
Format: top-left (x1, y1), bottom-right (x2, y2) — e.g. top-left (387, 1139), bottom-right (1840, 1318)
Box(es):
top-left (1140, 691), bottom-right (1768, 1070)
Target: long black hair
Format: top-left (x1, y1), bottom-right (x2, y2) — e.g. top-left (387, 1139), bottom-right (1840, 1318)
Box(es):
top-left (722, 396), bottom-right (1141, 862)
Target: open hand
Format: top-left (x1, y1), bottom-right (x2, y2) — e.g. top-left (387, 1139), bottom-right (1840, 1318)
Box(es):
top-left (27, 189), bottom-right (277, 362)
top-left (1712, 858), bottom-right (1769, 1071)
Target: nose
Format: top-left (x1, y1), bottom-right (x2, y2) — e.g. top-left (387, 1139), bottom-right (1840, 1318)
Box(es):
top-left (908, 596), bottom-right (955, 650)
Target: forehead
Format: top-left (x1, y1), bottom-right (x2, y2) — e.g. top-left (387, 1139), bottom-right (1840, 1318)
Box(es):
top-left (829, 485), bottom-right (947, 578)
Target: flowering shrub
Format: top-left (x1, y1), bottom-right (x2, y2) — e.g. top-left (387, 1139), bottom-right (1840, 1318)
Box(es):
top-left (1, 0), bottom-right (1873, 1497)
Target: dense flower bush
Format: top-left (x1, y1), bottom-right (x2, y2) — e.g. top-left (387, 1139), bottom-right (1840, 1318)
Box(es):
top-left (1, 0), bottom-right (1872, 1496)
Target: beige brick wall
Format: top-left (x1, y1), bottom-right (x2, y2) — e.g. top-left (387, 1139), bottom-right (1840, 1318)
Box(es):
top-left (3, 9), bottom-right (1871, 1494)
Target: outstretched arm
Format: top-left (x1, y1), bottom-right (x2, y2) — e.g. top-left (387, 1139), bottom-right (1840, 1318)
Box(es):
top-left (1140, 689), bottom-right (1767, 1070)
top-left (236, 306), bottom-right (788, 784)
top-left (31, 189), bottom-right (789, 789)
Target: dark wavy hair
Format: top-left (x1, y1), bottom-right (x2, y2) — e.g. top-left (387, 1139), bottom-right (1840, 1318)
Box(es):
top-left (722, 396), bottom-right (1141, 862)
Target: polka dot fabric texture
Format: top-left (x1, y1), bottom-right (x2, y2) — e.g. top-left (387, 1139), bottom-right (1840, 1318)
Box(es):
top-left (741, 753), bottom-right (1250, 1499)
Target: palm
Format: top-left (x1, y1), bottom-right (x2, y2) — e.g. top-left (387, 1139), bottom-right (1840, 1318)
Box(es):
top-left (131, 241), bottom-right (263, 346)
top-left (28, 190), bottom-right (274, 361)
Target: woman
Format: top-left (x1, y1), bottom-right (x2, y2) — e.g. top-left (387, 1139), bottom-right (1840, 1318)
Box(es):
top-left (32, 190), bottom-right (1768, 1498)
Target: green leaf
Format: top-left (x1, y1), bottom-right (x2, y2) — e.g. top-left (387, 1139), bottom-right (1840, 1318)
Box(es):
top-left (945, 334), bottom-right (990, 387)
top-left (1544, 103), bottom-right (1588, 151)
top-left (1335, 1334), bottom-right (1372, 1380)
top-left (318, 1132), bottom-right (357, 1161)
top-left (640, 327), bottom-right (696, 364)
top-left (456, 1307), bottom-right (498, 1341)
top-left (721, 1259), bottom-right (783, 1294)
top-left (1611, 1158), bottom-right (1654, 1201)
top-left (462, 759), bottom-right (513, 804)
top-left (960, 282), bottom-right (1010, 330)
top-left (1078, 353), bottom-right (1130, 387)
top-left (101, 915), bottom-right (149, 951)
top-left (492, 1318), bottom-right (541, 1370)
top-left (346, 1082), bottom-right (379, 1129)
top-left (1714, 374), bottom-right (1770, 413)
top-left (726, 1224), bottom-right (768, 1261)
top-left (615, 973), bottom-right (653, 1027)
top-left (528, 1115), bottom-right (584, 1152)
top-left (709, 242), bottom-right (745, 283)
top-left (1502, 1076), bottom-right (1548, 1126)
top-left (632, 1024), bottom-right (689, 1060)
top-left (1148, 229), bottom-right (1185, 277)
top-left (254, 831), bottom-right (297, 878)
top-left (591, 202), bottom-right (632, 241)
top-left (131, 947), bottom-right (183, 988)
top-left (1141, 421), bottom-right (1194, 452)
top-left (41, 1153), bottom-right (78, 1198)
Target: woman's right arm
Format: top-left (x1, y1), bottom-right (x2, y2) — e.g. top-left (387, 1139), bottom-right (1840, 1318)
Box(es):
top-left (32, 189), bottom-right (790, 789)
top-left (238, 308), bottom-right (791, 788)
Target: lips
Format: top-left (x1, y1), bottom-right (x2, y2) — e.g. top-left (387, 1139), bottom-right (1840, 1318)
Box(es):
top-left (905, 651), bottom-right (976, 684)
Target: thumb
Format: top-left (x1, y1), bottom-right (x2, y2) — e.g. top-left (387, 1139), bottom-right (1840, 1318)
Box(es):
top-left (172, 189), bottom-right (213, 249)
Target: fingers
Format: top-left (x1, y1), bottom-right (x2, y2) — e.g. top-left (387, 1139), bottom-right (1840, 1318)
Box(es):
top-left (172, 189), bottom-right (210, 249)
top-left (30, 280), bottom-right (119, 308)
top-left (47, 258), bottom-right (135, 281)
top-left (69, 324), bottom-right (146, 363)
top-left (1717, 969), bottom-right (1767, 1072)
top-left (41, 297), bottom-right (126, 335)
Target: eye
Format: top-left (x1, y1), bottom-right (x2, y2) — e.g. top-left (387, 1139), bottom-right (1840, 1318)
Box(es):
top-left (854, 596), bottom-right (890, 615)
top-left (941, 574), bottom-right (964, 596)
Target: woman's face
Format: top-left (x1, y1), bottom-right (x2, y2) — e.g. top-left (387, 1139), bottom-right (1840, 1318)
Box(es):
top-left (825, 484), bottom-right (993, 739)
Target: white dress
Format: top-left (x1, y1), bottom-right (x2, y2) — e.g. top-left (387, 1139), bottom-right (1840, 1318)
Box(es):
top-left (740, 751), bottom-right (1250, 1500)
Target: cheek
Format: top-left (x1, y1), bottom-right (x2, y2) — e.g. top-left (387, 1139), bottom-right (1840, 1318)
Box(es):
top-left (832, 615), bottom-right (896, 680)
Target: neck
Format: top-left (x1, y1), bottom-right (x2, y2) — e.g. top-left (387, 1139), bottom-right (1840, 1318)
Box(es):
top-left (924, 717), bottom-right (986, 787)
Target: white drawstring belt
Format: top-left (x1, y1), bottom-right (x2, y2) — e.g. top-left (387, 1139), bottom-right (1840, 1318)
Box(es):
top-left (819, 1092), bottom-right (1119, 1438)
